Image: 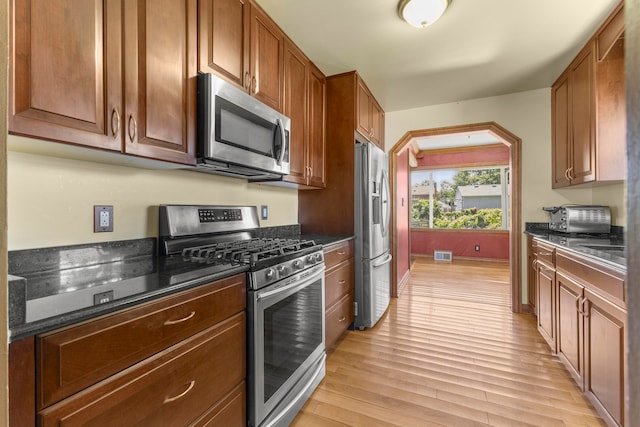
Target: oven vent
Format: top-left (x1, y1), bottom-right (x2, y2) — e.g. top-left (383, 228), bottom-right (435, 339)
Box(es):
top-left (434, 250), bottom-right (452, 262)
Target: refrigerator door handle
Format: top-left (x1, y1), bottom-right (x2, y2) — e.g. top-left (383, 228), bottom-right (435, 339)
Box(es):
top-left (380, 168), bottom-right (391, 237)
top-left (372, 253), bottom-right (393, 267)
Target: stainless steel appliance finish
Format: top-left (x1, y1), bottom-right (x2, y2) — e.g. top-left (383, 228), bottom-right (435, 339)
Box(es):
top-left (196, 73), bottom-right (291, 180)
top-left (354, 137), bottom-right (392, 329)
top-left (159, 205), bottom-right (326, 427)
top-left (544, 205), bottom-right (611, 234)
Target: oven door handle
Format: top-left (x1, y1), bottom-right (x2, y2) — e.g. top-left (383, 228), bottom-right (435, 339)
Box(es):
top-left (256, 267), bottom-right (324, 302)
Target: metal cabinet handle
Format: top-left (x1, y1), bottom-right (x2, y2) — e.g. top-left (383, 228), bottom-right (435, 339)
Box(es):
top-left (567, 167), bottom-right (574, 180)
top-left (338, 280), bottom-right (346, 285)
top-left (128, 114), bottom-right (137, 142)
top-left (538, 251), bottom-right (553, 256)
top-left (163, 380), bottom-right (195, 404)
top-left (163, 311), bottom-right (195, 325)
top-left (337, 251), bottom-right (346, 255)
top-left (251, 76), bottom-right (257, 94)
top-left (244, 72), bottom-right (251, 90)
top-left (338, 316), bottom-right (346, 322)
top-left (111, 108), bottom-right (120, 139)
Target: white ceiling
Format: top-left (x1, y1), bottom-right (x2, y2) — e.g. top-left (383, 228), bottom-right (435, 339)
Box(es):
top-left (413, 131), bottom-right (500, 151)
top-left (255, 0), bottom-right (620, 113)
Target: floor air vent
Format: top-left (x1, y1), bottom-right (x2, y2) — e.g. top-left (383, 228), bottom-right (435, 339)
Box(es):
top-left (434, 250), bottom-right (452, 262)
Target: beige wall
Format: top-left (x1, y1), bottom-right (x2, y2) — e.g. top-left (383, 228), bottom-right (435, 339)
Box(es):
top-left (385, 88), bottom-right (627, 303)
top-left (1, 0), bottom-right (9, 423)
top-left (7, 144), bottom-right (299, 251)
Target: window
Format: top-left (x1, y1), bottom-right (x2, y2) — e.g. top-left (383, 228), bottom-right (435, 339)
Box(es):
top-left (411, 166), bottom-right (510, 230)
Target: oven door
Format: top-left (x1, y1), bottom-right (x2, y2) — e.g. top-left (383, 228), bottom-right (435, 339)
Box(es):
top-left (248, 263), bottom-right (326, 427)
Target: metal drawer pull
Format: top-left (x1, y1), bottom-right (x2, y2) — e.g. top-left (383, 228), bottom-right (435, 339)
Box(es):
top-left (538, 252), bottom-right (553, 256)
top-left (338, 280), bottom-right (346, 284)
top-left (337, 251), bottom-right (346, 255)
top-left (164, 311), bottom-right (195, 325)
top-left (164, 380), bottom-right (195, 404)
top-left (338, 316), bottom-right (346, 322)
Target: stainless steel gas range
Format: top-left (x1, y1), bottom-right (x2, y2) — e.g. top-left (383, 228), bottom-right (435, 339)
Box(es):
top-left (159, 205), bottom-right (326, 427)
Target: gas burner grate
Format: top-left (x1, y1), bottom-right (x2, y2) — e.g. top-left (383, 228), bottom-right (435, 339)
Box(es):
top-left (181, 238), bottom-right (318, 267)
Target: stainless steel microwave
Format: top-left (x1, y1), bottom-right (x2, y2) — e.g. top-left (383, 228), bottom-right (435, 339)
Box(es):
top-left (196, 73), bottom-right (290, 180)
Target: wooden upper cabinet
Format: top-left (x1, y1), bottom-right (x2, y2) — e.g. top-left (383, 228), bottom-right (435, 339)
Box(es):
top-left (249, 3), bottom-right (284, 112)
top-left (282, 38), bottom-right (326, 188)
top-left (283, 38), bottom-right (309, 185)
top-left (307, 63), bottom-right (327, 188)
top-left (551, 1), bottom-right (625, 188)
top-left (355, 76), bottom-right (385, 148)
top-left (198, 0), bottom-right (250, 90)
top-left (9, 0), bottom-right (121, 151)
top-left (9, 0), bottom-right (197, 165)
top-left (122, 0), bottom-right (197, 165)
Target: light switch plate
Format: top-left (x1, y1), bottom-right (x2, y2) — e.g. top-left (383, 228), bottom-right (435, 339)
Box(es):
top-left (261, 205), bottom-right (268, 220)
top-left (94, 205), bottom-right (114, 232)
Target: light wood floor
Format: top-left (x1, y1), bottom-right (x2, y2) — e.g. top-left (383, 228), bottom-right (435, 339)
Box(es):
top-left (291, 258), bottom-right (605, 427)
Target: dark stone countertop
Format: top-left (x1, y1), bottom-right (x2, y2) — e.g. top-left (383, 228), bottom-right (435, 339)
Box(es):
top-left (525, 223), bottom-right (625, 270)
top-left (301, 234), bottom-right (355, 247)
top-left (8, 238), bottom-right (248, 342)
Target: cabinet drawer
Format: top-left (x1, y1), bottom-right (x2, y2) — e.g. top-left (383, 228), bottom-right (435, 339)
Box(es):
top-left (556, 249), bottom-right (625, 307)
top-left (324, 240), bottom-right (354, 269)
top-left (325, 258), bottom-right (354, 308)
top-left (191, 381), bottom-right (246, 427)
top-left (39, 313), bottom-right (246, 427)
top-left (536, 241), bottom-right (556, 267)
top-left (37, 274), bottom-right (246, 408)
top-left (325, 291), bottom-right (354, 350)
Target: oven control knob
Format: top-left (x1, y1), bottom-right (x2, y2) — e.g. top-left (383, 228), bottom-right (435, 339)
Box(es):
top-left (306, 255), bottom-right (315, 264)
top-left (265, 268), bottom-right (275, 280)
top-left (293, 259), bottom-right (303, 270)
top-left (314, 253), bottom-right (322, 262)
top-left (277, 265), bottom-right (288, 275)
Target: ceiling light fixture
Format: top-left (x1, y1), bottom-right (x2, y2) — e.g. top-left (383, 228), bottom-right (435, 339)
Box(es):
top-left (398, 0), bottom-right (451, 28)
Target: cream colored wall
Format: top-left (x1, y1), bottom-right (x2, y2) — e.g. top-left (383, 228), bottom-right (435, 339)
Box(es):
top-left (7, 145), bottom-right (299, 250)
top-left (1, 0), bottom-right (9, 422)
top-left (385, 88), bottom-right (627, 304)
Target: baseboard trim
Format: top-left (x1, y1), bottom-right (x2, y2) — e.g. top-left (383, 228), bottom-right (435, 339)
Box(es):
top-left (410, 253), bottom-right (509, 264)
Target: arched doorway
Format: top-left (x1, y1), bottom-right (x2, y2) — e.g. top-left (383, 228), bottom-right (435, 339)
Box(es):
top-left (389, 122), bottom-right (523, 312)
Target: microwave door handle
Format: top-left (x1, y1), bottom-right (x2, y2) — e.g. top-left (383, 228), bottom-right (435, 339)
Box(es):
top-left (275, 118), bottom-right (286, 165)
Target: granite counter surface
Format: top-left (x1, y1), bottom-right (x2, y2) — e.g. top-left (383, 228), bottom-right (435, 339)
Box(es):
top-left (525, 223), bottom-right (625, 270)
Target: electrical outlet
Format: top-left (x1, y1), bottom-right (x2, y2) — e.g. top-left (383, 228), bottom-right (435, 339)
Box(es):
top-left (94, 205), bottom-right (114, 232)
top-left (261, 205), bottom-right (268, 220)
top-left (475, 245), bottom-right (480, 252)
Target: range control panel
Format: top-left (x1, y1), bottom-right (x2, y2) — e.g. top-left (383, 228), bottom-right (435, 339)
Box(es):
top-left (198, 208), bottom-right (243, 223)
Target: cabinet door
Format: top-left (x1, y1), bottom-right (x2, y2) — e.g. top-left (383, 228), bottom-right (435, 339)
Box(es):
top-left (307, 63), bottom-right (327, 188)
top-left (370, 98), bottom-right (385, 148)
top-left (9, 0), bottom-right (122, 151)
top-left (527, 237), bottom-right (537, 314)
top-left (584, 289), bottom-right (626, 427)
top-left (569, 45), bottom-right (596, 185)
top-left (536, 263), bottom-right (556, 352)
top-left (356, 79), bottom-right (373, 139)
top-left (122, 0), bottom-right (197, 165)
top-left (282, 38), bottom-right (309, 185)
top-left (198, 0), bottom-right (250, 91)
top-left (556, 271), bottom-right (584, 386)
top-left (552, 73), bottom-right (571, 188)
top-left (249, 3), bottom-right (284, 112)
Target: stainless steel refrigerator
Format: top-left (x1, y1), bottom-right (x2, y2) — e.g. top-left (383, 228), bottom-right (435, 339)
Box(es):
top-left (354, 137), bottom-right (392, 329)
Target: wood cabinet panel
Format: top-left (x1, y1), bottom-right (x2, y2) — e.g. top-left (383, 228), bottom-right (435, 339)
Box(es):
top-left (283, 38), bottom-right (309, 184)
top-left (584, 288), bottom-right (626, 427)
top-left (250, 3), bottom-right (284, 112)
top-left (596, 3), bottom-right (624, 61)
top-left (38, 313), bottom-right (246, 427)
top-left (9, 337), bottom-right (35, 427)
top-left (527, 236), bottom-right (537, 313)
top-left (9, 0), bottom-right (121, 151)
top-left (198, 0), bottom-right (250, 89)
top-left (325, 259), bottom-right (355, 308)
top-left (325, 292), bottom-right (354, 350)
top-left (191, 382), bottom-right (246, 427)
top-left (324, 240), bottom-right (355, 268)
top-left (552, 74), bottom-right (571, 188)
top-left (355, 76), bottom-right (385, 149)
top-left (9, 0), bottom-right (197, 165)
top-left (556, 271), bottom-right (584, 385)
top-left (122, 0), bottom-right (197, 164)
top-left (307, 63), bottom-right (327, 188)
top-left (37, 274), bottom-right (246, 408)
top-left (537, 262), bottom-right (556, 352)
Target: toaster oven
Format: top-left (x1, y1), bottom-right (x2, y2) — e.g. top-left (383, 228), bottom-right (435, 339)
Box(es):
top-left (543, 205), bottom-right (611, 234)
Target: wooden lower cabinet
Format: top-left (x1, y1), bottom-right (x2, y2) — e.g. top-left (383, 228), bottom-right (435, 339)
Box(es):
top-left (556, 271), bottom-right (584, 385)
top-left (39, 314), bottom-right (246, 426)
top-left (536, 260), bottom-right (556, 352)
top-left (10, 274), bottom-right (247, 426)
top-left (324, 240), bottom-right (355, 350)
top-left (536, 242), bottom-right (627, 427)
top-left (584, 288), bottom-right (626, 427)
